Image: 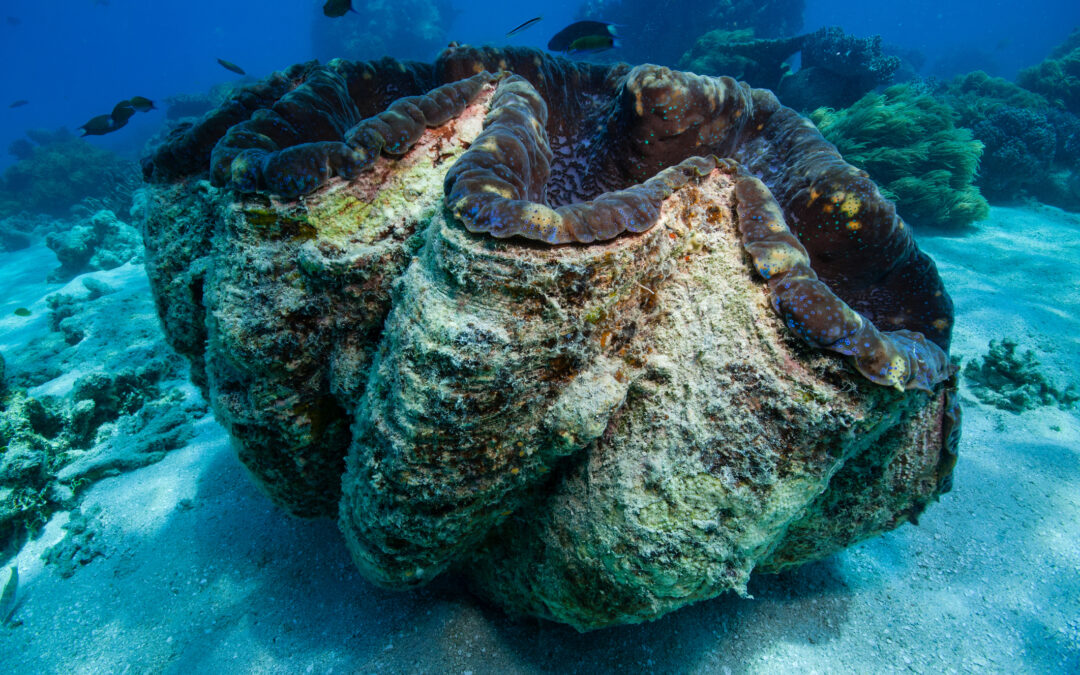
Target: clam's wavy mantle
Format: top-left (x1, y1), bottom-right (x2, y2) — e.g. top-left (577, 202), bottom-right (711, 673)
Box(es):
top-left (139, 46), bottom-right (960, 630)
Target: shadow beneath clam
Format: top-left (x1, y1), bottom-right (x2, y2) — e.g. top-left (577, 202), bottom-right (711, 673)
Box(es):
top-left (468, 558), bottom-right (852, 673)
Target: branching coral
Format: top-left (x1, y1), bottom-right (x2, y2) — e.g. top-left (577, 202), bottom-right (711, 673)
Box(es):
top-left (778, 26), bottom-right (900, 111)
top-left (811, 84), bottom-right (990, 229)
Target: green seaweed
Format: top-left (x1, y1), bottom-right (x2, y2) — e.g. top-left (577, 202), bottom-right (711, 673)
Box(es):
top-left (812, 83), bottom-right (990, 230)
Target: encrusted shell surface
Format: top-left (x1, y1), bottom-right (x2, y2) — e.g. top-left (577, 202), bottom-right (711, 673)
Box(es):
top-left (138, 50), bottom-right (958, 631)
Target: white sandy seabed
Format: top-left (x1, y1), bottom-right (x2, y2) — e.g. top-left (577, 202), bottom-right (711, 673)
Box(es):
top-left (0, 204), bottom-right (1078, 674)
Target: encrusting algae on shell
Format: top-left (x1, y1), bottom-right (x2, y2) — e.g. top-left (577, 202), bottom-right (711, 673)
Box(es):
top-left (138, 45), bottom-right (959, 630)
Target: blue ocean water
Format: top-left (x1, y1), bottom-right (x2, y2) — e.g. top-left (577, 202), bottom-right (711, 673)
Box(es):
top-left (1, 1), bottom-right (1080, 671)
top-left (1, 0), bottom-right (1076, 171)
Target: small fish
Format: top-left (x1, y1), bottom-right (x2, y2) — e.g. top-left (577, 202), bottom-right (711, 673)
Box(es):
top-left (568, 34), bottom-right (617, 54)
top-left (322, 0), bottom-right (357, 18)
top-left (548, 20), bottom-right (619, 53)
top-left (8, 99), bottom-right (28, 108)
top-left (13, 307), bottom-right (31, 316)
top-left (507, 16), bottom-right (542, 37)
top-left (129, 96), bottom-right (156, 112)
top-left (111, 100), bottom-right (136, 125)
top-left (217, 58), bottom-right (246, 76)
top-left (0, 567), bottom-right (16, 625)
top-left (79, 113), bottom-right (117, 136)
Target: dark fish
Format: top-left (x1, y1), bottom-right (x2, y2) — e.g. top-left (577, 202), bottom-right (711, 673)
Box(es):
top-left (9, 99), bottom-right (28, 108)
top-left (323, 0), bottom-right (356, 18)
top-left (568, 34), bottom-right (616, 54)
top-left (13, 307), bottom-right (31, 317)
top-left (79, 113), bottom-right (117, 136)
top-left (111, 100), bottom-right (136, 125)
top-left (548, 20), bottom-right (619, 53)
top-left (129, 96), bottom-right (156, 112)
top-left (217, 58), bottom-right (246, 75)
top-left (507, 16), bottom-right (542, 36)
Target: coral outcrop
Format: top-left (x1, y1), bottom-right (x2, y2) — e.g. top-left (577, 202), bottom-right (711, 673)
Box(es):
top-left (778, 26), bottom-right (901, 111)
top-left (0, 129), bottom-right (139, 218)
top-left (939, 71), bottom-right (1080, 211)
top-left (678, 30), bottom-right (806, 90)
top-left (139, 47), bottom-right (959, 630)
top-left (1018, 27), bottom-right (1080, 117)
top-left (574, 0), bottom-right (804, 66)
top-left (678, 26), bottom-right (902, 110)
top-left (44, 210), bottom-right (142, 282)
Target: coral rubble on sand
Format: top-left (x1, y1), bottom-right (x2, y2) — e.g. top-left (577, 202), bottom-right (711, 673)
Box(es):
top-left (963, 339), bottom-right (1079, 413)
top-left (0, 266), bottom-right (204, 567)
top-left (138, 46), bottom-right (960, 630)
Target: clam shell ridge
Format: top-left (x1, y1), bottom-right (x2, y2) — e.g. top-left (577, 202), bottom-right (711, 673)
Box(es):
top-left (138, 46), bottom-right (961, 629)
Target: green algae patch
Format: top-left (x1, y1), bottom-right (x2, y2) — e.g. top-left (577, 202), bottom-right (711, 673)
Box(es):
top-left (300, 104), bottom-right (485, 246)
top-left (240, 205), bottom-right (317, 241)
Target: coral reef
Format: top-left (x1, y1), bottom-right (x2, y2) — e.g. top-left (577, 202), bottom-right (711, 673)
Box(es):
top-left (44, 210), bottom-right (142, 282)
top-left (677, 26), bottom-right (904, 110)
top-left (309, 0), bottom-right (455, 64)
top-left (139, 47), bottom-right (959, 630)
top-left (938, 71), bottom-right (1080, 211)
top-left (678, 29), bottom-right (806, 90)
top-left (811, 84), bottom-right (990, 230)
top-left (1018, 27), bottom-right (1080, 116)
top-left (0, 273), bottom-right (203, 567)
top-left (573, 0), bottom-right (804, 66)
top-left (0, 129), bottom-right (140, 218)
top-left (963, 339), bottom-right (1079, 413)
top-left (778, 26), bottom-right (901, 111)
